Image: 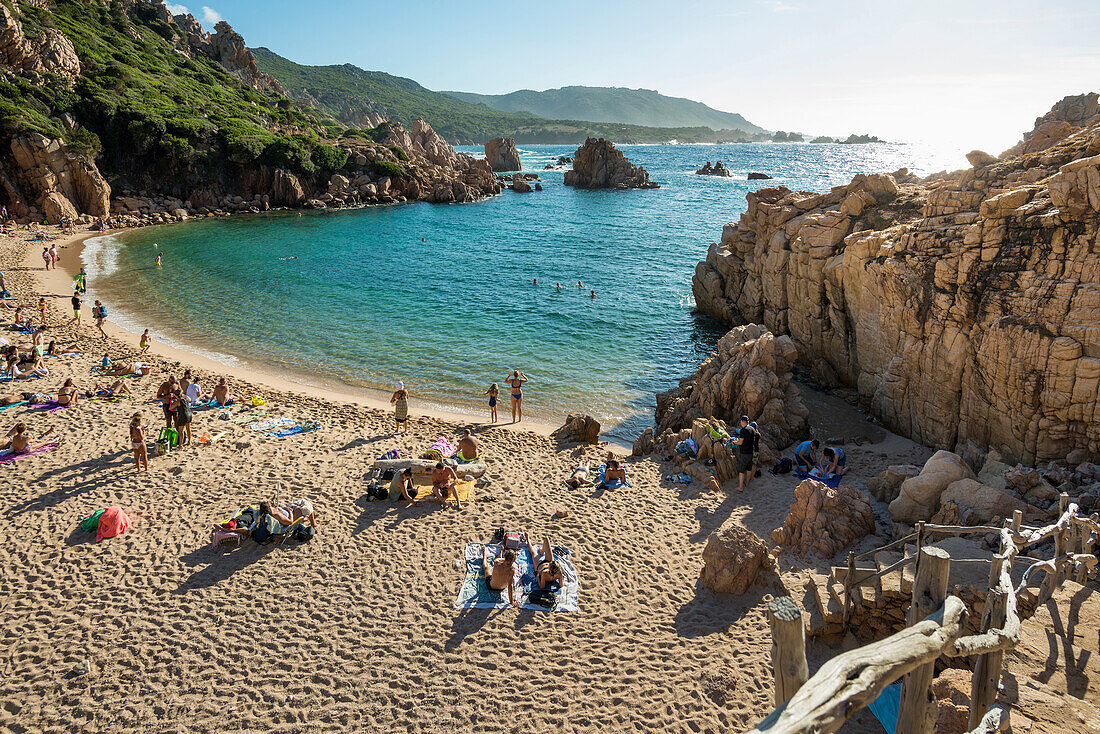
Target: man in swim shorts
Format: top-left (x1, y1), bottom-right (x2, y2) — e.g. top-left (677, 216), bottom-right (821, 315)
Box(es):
top-left (431, 462), bottom-right (462, 510)
top-left (481, 546), bottom-right (518, 607)
top-left (456, 428), bottom-right (478, 462)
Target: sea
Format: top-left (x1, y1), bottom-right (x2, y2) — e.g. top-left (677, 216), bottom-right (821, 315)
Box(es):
top-left (83, 142), bottom-right (963, 443)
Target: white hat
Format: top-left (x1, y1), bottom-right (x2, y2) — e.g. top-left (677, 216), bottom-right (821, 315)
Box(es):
top-left (395, 381), bottom-right (404, 390)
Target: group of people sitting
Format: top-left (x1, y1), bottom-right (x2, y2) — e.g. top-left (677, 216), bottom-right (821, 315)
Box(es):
top-left (391, 429), bottom-right (481, 509)
top-left (155, 371), bottom-right (236, 446)
top-left (793, 439), bottom-right (847, 476)
top-left (213, 493), bottom-right (317, 547)
top-left (481, 532), bottom-right (563, 608)
top-left (565, 455), bottom-right (628, 490)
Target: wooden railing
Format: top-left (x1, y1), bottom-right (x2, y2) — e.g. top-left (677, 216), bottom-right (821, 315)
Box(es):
top-left (748, 493), bottom-right (1099, 734)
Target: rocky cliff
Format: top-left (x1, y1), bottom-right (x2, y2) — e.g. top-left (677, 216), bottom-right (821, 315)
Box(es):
top-left (691, 94), bottom-right (1100, 466)
top-left (564, 138), bottom-right (658, 189)
top-left (0, 0), bottom-right (501, 223)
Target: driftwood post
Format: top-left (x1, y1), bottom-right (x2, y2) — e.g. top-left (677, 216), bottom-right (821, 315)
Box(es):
top-left (1041, 494), bottom-right (1070, 602)
top-left (843, 550), bottom-right (856, 627)
top-left (1010, 510), bottom-right (1022, 534)
top-left (969, 553), bottom-right (1008, 730)
top-left (1078, 516), bottom-right (1096, 584)
top-left (896, 546), bottom-right (951, 734)
top-left (768, 596), bottom-right (809, 706)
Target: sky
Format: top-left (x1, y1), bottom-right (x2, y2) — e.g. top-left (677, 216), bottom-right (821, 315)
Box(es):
top-left (169, 0), bottom-right (1100, 154)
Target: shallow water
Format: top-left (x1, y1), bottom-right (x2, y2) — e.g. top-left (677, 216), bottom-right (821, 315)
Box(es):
top-left (85, 142), bottom-right (963, 442)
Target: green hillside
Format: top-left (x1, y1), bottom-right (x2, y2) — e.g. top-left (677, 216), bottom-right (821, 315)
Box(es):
top-left (252, 48), bottom-right (765, 145)
top-left (443, 86), bottom-right (763, 133)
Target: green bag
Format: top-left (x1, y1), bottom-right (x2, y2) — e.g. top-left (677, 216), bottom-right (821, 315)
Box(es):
top-left (157, 427), bottom-right (179, 447)
top-left (80, 509), bottom-right (105, 532)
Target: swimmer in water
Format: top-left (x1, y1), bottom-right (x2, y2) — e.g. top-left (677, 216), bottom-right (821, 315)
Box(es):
top-left (279, 256), bottom-right (298, 260)
top-left (154, 254), bottom-right (162, 266)
top-left (577, 281), bottom-right (583, 288)
top-left (532, 278), bottom-right (538, 285)
top-left (590, 290), bottom-right (596, 298)
top-left (556, 282), bottom-right (562, 291)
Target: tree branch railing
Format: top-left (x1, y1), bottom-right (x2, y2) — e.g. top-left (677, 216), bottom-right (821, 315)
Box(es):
top-left (753, 492), bottom-right (1097, 734)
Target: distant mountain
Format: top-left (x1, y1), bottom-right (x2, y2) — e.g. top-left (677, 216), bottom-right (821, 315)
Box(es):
top-left (253, 49), bottom-right (768, 145)
top-left (442, 86), bottom-right (764, 134)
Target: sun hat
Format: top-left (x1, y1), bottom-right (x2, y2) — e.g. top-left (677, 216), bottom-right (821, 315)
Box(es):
top-left (395, 381), bottom-right (404, 390)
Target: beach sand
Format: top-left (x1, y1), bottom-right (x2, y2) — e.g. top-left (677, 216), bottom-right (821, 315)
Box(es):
top-left (0, 225), bottom-right (928, 733)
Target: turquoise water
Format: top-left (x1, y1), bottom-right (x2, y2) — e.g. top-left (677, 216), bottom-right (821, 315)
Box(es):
top-left (85, 142), bottom-right (962, 442)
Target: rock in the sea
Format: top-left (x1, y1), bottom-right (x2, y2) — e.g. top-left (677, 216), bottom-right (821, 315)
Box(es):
top-left (552, 414), bottom-right (601, 445)
top-left (564, 137), bottom-right (658, 189)
top-left (651, 323), bottom-right (808, 452)
top-left (889, 451), bottom-right (975, 524)
top-left (866, 464), bottom-right (920, 503)
top-left (485, 137), bottom-right (522, 172)
top-left (701, 522), bottom-right (768, 595)
top-left (691, 92), bottom-right (1100, 466)
top-left (696, 160), bottom-right (733, 177)
top-left (772, 479), bottom-right (875, 558)
top-left (511, 173), bottom-right (533, 193)
top-left (747, 172), bottom-right (772, 180)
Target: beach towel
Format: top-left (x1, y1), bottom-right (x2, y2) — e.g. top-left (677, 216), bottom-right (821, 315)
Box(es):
top-left (867, 681), bottom-right (900, 734)
top-left (30, 399), bottom-right (67, 414)
top-left (189, 399), bottom-right (220, 410)
top-left (0, 441), bottom-right (59, 464)
top-left (0, 401), bottom-right (27, 410)
top-left (423, 437), bottom-right (457, 461)
top-left (389, 476), bottom-right (476, 502)
top-left (249, 416), bottom-right (295, 432)
top-left (265, 421), bottom-right (321, 438)
top-left (96, 506), bottom-right (132, 542)
top-left (232, 411), bottom-right (268, 424)
top-left (454, 542), bottom-right (579, 612)
top-left (596, 463), bottom-right (630, 488)
top-left (79, 508), bottom-right (105, 532)
top-left (0, 373), bottom-right (40, 383)
top-left (794, 467), bottom-right (844, 488)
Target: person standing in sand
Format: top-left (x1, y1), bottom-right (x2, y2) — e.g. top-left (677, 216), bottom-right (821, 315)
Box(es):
top-left (41, 247), bottom-right (51, 270)
top-left (68, 292), bottom-right (82, 327)
top-left (139, 329), bottom-right (151, 354)
top-left (507, 370), bottom-right (528, 424)
top-left (75, 267), bottom-right (87, 294)
top-left (171, 389), bottom-right (193, 446)
top-left (157, 375), bottom-right (178, 428)
top-left (130, 413), bottom-right (148, 472)
top-left (49, 244), bottom-right (58, 268)
top-left (37, 297), bottom-right (47, 327)
top-left (732, 415), bottom-right (757, 493)
top-left (92, 300), bottom-right (108, 338)
top-left (484, 383), bottom-right (499, 423)
top-left (390, 381), bottom-right (409, 434)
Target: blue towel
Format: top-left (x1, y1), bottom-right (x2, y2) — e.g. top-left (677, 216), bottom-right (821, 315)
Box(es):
top-left (454, 542), bottom-right (579, 612)
top-left (265, 421), bottom-right (320, 438)
top-left (794, 467), bottom-right (843, 488)
top-left (596, 463), bottom-right (630, 488)
top-left (868, 681), bottom-right (900, 734)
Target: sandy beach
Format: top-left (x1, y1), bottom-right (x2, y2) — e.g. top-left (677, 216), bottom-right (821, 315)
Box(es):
top-left (0, 224), bottom-right (932, 733)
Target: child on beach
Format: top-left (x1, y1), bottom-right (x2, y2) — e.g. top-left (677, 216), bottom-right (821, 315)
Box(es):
top-left (484, 383), bottom-right (499, 423)
top-left (129, 413), bottom-right (148, 471)
top-left (390, 381), bottom-right (409, 434)
top-left (37, 297), bottom-right (46, 327)
top-left (41, 247), bottom-right (51, 270)
top-left (74, 267), bottom-right (87, 294)
top-left (139, 329), bottom-right (150, 354)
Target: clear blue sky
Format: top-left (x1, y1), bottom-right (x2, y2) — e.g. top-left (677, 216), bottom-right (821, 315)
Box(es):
top-left (170, 0), bottom-right (1100, 153)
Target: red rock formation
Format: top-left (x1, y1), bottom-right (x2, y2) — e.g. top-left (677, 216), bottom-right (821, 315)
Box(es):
top-left (772, 479), bottom-right (875, 558)
top-left (564, 137), bottom-right (658, 189)
top-left (701, 523), bottom-right (768, 595)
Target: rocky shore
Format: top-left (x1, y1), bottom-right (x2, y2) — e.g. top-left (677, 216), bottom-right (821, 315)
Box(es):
top-left (564, 137), bottom-right (658, 189)
top-left (691, 93), bottom-right (1100, 467)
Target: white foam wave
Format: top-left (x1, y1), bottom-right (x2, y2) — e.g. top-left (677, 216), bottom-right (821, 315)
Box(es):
top-left (80, 233), bottom-right (123, 281)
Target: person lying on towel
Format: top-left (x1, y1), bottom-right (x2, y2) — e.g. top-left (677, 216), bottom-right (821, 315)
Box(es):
top-left (820, 447), bottom-right (847, 476)
top-left (794, 439), bottom-right (820, 472)
top-left (1, 422), bottom-right (53, 453)
top-left (432, 462), bottom-right (463, 510)
top-left (525, 533), bottom-right (564, 590)
top-left (456, 428), bottom-right (479, 462)
top-left (482, 546), bottom-right (518, 607)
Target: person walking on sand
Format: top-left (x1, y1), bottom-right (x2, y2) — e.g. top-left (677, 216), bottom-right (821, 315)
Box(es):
top-left (139, 329), bottom-right (150, 354)
top-left (37, 297), bottom-right (47, 327)
top-left (68, 291), bottom-right (82, 327)
top-left (390, 381), bottom-right (409, 434)
top-left (484, 383), bottom-right (499, 423)
top-left (42, 247), bottom-right (51, 270)
top-left (130, 413), bottom-right (148, 472)
top-left (92, 300), bottom-right (108, 338)
top-left (75, 267), bottom-right (87, 294)
top-left (171, 389), bottom-right (193, 446)
top-left (49, 244), bottom-right (58, 267)
top-left (507, 370), bottom-right (528, 424)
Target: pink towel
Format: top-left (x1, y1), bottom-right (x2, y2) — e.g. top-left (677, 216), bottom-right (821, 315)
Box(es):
top-left (0, 441), bottom-right (59, 464)
top-left (96, 506), bottom-right (132, 542)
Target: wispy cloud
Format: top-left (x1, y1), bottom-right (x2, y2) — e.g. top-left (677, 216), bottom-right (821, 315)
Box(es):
top-left (758, 0), bottom-right (797, 11)
top-left (201, 6), bottom-right (222, 25)
top-left (166, 2), bottom-right (189, 14)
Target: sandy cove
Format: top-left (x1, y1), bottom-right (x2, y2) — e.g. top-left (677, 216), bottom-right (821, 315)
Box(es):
top-left (0, 224), bottom-right (933, 733)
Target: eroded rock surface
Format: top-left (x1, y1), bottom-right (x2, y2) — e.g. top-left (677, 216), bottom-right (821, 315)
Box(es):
top-left (564, 137), bottom-right (658, 189)
top-left (701, 522), bottom-right (768, 594)
top-left (485, 137), bottom-right (522, 172)
top-left (772, 479), bottom-right (875, 558)
top-left (692, 93), bottom-right (1100, 465)
top-left (552, 414), bottom-right (601, 445)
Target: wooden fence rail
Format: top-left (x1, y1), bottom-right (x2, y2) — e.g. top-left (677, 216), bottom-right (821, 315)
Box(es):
top-left (749, 492), bottom-right (1098, 734)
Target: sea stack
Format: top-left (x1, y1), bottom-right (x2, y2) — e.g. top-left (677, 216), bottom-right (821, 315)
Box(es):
top-left (485, 137), bottom-right (522, 172)
top-left (564, 137), bottom-right (658, 189)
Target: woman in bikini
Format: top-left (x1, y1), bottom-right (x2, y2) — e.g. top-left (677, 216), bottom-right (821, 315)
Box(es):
top-left (129, 413), bottom-right (148, 472)
top-left (4, 422), bottom-right (54, 454)
top-left (46, 341), bottom-right (79, 356)
top-left (57, 378), bottom-right (78, 407)
top-left (481, 546), bottom-right (518, 607)
top-left (484, 382), bottom-right (499, 423)
top-left (525, 534), bottom-right (564, 591)
top-left (506, 370), bottom-right (528, 424)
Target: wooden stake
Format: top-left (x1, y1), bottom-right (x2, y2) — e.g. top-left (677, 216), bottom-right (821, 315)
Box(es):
top-left (897, 546), bottom-right (951, 734)
top-left (969, 585), bottom-right (1008, 730)
top-left (768, 596), bottom-right (809, 707)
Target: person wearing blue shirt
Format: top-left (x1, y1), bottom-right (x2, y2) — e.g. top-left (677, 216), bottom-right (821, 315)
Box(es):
top-left (821, 446), bottom-right (847, 476)
top-left (794, 439), bottom-right (820, 472)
